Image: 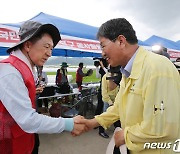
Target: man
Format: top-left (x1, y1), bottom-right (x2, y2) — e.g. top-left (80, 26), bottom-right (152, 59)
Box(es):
top-left (56, 62), bottom-right (69, 86)
top-left (101, 66), bottom-right (121, 152)
top-left (76, 62), bottom-right (88, 91)
top-left (0, 20), bottom-right (86, 154)
top-left (101, 65), bottom-right (121, 120)
top-left (94, 58), bottom-right (109, 138)
top-left (55, 62), bottom-right (70, 93)
top-left (36, 66), bottom-right (49, 110)
top-left (81, 18), bottom-right (180, 154)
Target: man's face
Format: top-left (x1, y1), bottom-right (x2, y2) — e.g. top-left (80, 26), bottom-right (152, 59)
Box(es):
top-left (99, 36), bottom-right (125, 67)
top-left (27, 33), bottom-right (53, 66)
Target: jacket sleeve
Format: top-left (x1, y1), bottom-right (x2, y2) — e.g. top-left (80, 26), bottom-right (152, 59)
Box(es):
top-left (101, 75), bottom-right (113, 105)
top-left (124, 73), bottom-right (180, 151)
top-left (95, 90), bottom-right (121, 129)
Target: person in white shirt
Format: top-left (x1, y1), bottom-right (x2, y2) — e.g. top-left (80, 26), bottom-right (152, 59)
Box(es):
top-left (94, 58), bottom-right (109, 138)
top-left (36, 66), bottom-right (49, 110)
top-left (0, 20), bottom-right (86, 154)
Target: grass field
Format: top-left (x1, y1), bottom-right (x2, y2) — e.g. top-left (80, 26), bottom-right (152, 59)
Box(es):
top-left (47, 71), bottom-right (100, 83)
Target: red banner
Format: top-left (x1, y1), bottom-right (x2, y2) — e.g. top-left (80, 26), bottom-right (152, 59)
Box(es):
top-left (0, 28), bottom-right (19, 43)
top-left (0, 27), bottom-right (101, 53)
top-left (168, 50), bottom-right (180, 58)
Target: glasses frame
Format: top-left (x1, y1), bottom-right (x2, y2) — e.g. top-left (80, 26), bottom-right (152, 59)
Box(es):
top-left (100, 37), bottom-right (118, 50)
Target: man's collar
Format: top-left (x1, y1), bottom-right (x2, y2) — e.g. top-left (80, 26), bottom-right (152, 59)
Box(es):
top-left (120, 47), bottom-right (139, 78)
top-left (129, 46), bottom-right (148, 79)
top-left (11, 49), bottom-right (35, 73)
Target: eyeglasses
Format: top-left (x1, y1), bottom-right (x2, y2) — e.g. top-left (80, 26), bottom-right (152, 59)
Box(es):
top-left (100, 37), bottom-right (118, 50)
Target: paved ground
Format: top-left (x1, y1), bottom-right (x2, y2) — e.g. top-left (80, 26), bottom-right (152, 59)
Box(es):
top-left (38, 91), bottom-right (114, 154)
top-left (39, 126), bottom-right (114, 154)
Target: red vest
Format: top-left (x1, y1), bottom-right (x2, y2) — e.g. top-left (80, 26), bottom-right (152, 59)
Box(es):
top-left (76, 67), bottom-right (83, 82)
top-left (56, 68), bottom-right (68, 85)
top-left (0, 55), bottom-right (36, 154)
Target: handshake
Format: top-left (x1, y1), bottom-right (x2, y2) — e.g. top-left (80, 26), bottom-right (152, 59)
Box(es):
top-left (71, 115), bottom-right (125, 148)
top-left (71, 115), bottom-right (98, 136)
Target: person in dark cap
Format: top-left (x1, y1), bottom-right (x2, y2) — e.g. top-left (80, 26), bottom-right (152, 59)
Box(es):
top-left (55, 62), bottom-right (70, 93)
top-left (0, 20), bottom-right (86, 154)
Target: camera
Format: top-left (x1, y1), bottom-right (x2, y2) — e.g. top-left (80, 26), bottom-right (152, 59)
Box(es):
top-left (93, 57), bottom-right (108, 68)
top-left (106, 65), bottom-right (122, 85)
top-left (94, 61), bottom-right (100, 67)
top-left (93, 57), bottom-right (102, 67)
top-left (108, 65), bottom-right (121, 74)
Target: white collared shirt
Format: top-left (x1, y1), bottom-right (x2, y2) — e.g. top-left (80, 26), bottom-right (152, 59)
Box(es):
top-left (0, 50), bottom-right (73, 133)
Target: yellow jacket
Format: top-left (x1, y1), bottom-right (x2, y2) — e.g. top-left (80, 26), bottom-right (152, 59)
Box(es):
top-left (95, 47), bottom-right (180, 154)
top-left (101, 73), bottom-right (119, 105)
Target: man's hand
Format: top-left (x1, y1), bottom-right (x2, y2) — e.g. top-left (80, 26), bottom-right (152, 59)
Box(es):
top-left (114, 129), bottom-right (125, 147)
top-left (71, 117), bottom-right (100, 136)
top-left (71, 115), bottom-right (87, 136)
top-left (75, 118), bottom-right (100, 131)
top-left (83, 118), bottom-right (100, 130)
top-left (36, 86), bottom-right (44, 94)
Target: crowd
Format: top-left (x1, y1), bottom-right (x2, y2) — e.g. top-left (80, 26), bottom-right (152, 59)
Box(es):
top-left (0, 17), bottom-right (179, 154)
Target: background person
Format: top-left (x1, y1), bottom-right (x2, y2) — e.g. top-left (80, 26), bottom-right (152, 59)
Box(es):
top-left (55, 62), bottom-right (70, 93)
top-left (102, 65), bottom-right (121, 121)
top-left (76, 62), bottom-right (88, 91)
top-left (36, 66), bottom-right (49, 110)
top-left (94, 58), bottom-right (109, 138)
top-left (36, 65), bottom-right (48, 86)
top-left (80, 18), bottom-right (180, 154)
top-left (35, 66), bottom-right (46, 97)
top-left (102, 65), bottom-right (122, 153)
top-left (153, 46), bottom-right (170, 59)
top-left (34, 65), bottom-right (48, 153)
top-left (0, 20), bottom-right (86, 154)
